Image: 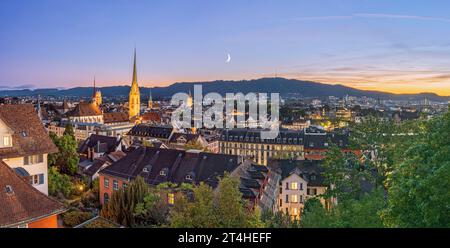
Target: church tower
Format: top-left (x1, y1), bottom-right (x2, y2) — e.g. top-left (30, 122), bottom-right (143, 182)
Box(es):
top-left (148, 89), bottom-right (153, 109)
top-left (92, 77), bottom-right (102, 106)
top-left (129, 49), bottom-right (141, 119)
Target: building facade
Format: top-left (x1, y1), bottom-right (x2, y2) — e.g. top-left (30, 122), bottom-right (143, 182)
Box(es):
top-left (0, 104), bottom-right (58, 195)
top-left (219, 129), bottom-right (305, 165)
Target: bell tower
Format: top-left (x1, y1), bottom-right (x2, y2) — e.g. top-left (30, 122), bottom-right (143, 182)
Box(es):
top-left (129, 48), bottom-right (141, 119)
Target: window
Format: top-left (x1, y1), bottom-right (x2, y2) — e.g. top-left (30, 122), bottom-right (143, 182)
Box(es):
top-left (168, 193), bottom-right (175, 205)
top-left (113, 180), bottom-right (119, 190)
top-left (300, 195), bottom-right (303, 203)
top-left (185, 174), bottom-right (193, 181)
top-left (292, 208), bottom-right (298, 215)
top-left (285, 182), bottom-right (289, 190)
top-left (291, 194), bottom-right (298, 203)
top-left (279, 199), bottom-right (282, 207)
top-left (31, 174), bottom-right (44, 185)
top-left (123, 183), bottom-right (128, 189)
top-left (310, 175), bottom-right (316, 181)
top-left (104, 178), bottom-right (109, 188)
top-left (285, 194), bottom-right (289, 203)
top-left (160, 169), bottom-right (168, 176)
top-left (104, 193), bottom-right (109, 204)
top-left (300, 183), bottom-right (303, 190)
top-left (290, 182), bottom-right (298, 190)
top-left (24, 154), bottom-right (44, 165)
top-left (3, 136), bottom-right (11, 146)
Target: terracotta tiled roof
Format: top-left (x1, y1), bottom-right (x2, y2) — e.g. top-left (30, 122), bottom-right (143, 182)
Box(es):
top-left (0, 161), bottom-right (66, 227)
top-left (103, 112), bottom-right (129, 124)
top-left (0, 104), bottom-right (58, 159)
top-left (67, 102), bottom-right (102, 117)
top-left (141, 112), bottom-right (161, 122)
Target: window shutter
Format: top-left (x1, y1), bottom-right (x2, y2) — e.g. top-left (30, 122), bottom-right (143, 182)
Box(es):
top-left (39, 174), bottom-right (44, 184)
top-left (38, 154), bottom-right (44, 163)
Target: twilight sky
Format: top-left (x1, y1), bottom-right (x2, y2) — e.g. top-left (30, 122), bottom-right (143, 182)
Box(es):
top-left (1, 0), bottom-right (450, 95)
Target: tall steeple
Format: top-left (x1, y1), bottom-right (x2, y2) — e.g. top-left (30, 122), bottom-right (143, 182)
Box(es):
top-left (132, 48), bottom-right (138, 87)
top-left (92, 76), bottom-right (102, 105)
top-left (129, 48), bottom-right (141, 120)
top-left (148, 89), bottom-right (153, 109)
top-left (92, 76), bottom-right (96, 98)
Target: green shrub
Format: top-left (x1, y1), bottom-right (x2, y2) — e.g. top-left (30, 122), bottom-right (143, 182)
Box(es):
top-left (62, 211), bottom-right (93, 227)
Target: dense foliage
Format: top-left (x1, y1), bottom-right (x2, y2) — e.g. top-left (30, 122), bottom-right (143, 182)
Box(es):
top-left (48, 132), bottom-right (79, 175)
top-left (303, 111), bottom-right (449, 228)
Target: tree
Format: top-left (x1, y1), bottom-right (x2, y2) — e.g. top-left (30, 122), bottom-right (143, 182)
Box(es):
top-left (170, 173), bottom-right (261, 228)
top-left (301, 190), bottom-right (385, 228)
top-left (63, 122), bottom-right (75, 138)
top-left (261, 209), bottom-right (300, 228)
top-left (382, 111), bottom-right (450, 227)
top-left (322, 144), bottom-right (375, 201)
top-left (134, 189), bottom-right (170, 227)
top-left (101, 176), bottom-right (149, 226)
top-left (301, 198), bottom-right (335, 228)
top-left (170, 183), bottom-right (217, 227)
top-left (48, 166), bottom-right (74, 198)
top-left (48, 132), bottom-right (79, 175)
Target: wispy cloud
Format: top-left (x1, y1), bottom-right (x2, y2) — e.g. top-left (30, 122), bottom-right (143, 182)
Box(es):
top-left (355, 13), bottom-right (450, 23)
top-left (292, 13), bottom-right (450, 23)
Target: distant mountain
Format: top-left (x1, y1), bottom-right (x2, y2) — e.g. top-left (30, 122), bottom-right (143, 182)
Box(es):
top-left (1, 78), bottom-right (449, 102)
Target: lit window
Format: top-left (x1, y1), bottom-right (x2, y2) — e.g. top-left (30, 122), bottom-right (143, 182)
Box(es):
top-left (290, 182), bottom-right (298, 190)
top-left (3, 136), bottom-right (11, 146)
top-left (168, 193), bottom-right (175, 205)
top-left (104, 178), bottom-right (109, 188)
top-left (291, 194), bottom-right (298, 203)
top-left (113, 180), bottom-right (119, 190)
top-left (292, 208), bottom-right (298, 215)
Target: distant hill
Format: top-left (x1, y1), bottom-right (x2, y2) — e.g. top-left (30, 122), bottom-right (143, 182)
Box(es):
top-left (1, 77), bottom-right (449, 102)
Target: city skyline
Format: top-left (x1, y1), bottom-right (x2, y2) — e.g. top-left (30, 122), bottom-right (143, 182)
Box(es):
top-left (1, 0), bottom-right (450, 95)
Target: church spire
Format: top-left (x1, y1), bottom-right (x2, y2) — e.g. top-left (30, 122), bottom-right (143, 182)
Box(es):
top-left (132, 47), bottom-right (137, 87)
top-left (92, 76), bottom-right (96, 98)
top-left (129, 48), bottom-right (141, 120)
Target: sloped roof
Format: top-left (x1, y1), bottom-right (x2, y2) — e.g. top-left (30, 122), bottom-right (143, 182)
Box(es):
top-left (103, 112), bottom-right (129, 124)
top-left (127, 124), bottom-right (173, 139)
top-left (269, 159), bottom-right (326, 187)
top-left (0, 104), bottom-right (58, 159)
top-left (168, 133), bottom-right (200, 143)
top-left (78, 134), bottom-right (121, 154)
top-left (100, 147), bottom-right (241, 187)
top-left (141, 112), bottom-right (161, 122)
top-left (0, 161), bottom-right (66, 227)
top-left (67, 102), bottom-right (102, 117)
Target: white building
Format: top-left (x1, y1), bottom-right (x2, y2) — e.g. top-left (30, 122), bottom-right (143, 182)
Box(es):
top-left (0, 104), bottom-right (58, 195)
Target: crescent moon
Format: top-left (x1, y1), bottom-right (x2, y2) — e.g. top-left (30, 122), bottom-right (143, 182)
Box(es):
top-left (226, 53), bottom-right (231, 63)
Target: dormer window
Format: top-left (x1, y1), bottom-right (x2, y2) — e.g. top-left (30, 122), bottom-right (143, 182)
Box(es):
top-left (160, 168), bottom-right (168, 176)
top-left (185, 174), bottom-right (193, 181)
top-left (143, 165), bottom-right (151, 173)
top-left (5, 185), bottom-right (13, 194)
